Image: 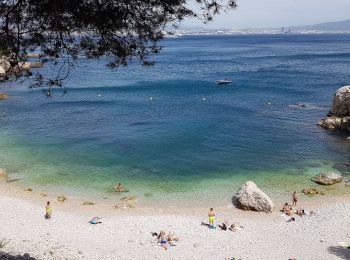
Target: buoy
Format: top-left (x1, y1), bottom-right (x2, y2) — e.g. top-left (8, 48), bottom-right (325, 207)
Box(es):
top-left (202, 98), bottom-right (206, 101)
top-left (150, 97), bottom-right (153, 100)
top-left (267, 102), bottom-right (271, 105)
top-left (98, 93), bottom-right (101, 97)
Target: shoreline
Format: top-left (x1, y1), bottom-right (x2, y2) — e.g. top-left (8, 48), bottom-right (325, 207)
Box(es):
top-left (0, 175), bottom-right (350, 216)
top-left (1, 174), bottom-right (350, 216)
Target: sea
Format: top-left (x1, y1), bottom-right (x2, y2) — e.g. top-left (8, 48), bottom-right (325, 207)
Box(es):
top-left (1, 34), bottom-right (350, 207)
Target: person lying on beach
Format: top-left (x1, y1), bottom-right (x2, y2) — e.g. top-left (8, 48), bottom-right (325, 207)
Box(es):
top-left (45, 201), bottom-right (52, 219)
top-left (114, 183), bottom-right (128, 192)
top-left (228, 223), bottom-right (244, 232)
top-left (167, 232), bottom-right (179, 242)
top-left (218, 221), bottom-right (228, 231)
top-left (281, 213), bottom-right (295, 222)
top-left (89, 217), bottom-right (102, 224)
top-left (296, 208), bottom-right (317, 217)
top-left (155, 231), bottom-right (179, 250)
top-left (157, 231), bottom-right (168, 249)
top-left (229, 223), bottom-right (238, 232)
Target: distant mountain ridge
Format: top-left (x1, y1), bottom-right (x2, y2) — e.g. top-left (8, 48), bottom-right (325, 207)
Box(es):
top-left (297, 19), bottom-right (350, 31)
top-left (173, 19), bottom-right (350, 35)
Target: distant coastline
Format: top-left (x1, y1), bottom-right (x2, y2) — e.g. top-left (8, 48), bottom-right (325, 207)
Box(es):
top-left (166, 19), bottom-right (350, 36)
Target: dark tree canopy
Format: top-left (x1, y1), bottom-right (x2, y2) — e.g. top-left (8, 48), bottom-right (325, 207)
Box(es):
top-left (0, 0), bottom-right (236, 89)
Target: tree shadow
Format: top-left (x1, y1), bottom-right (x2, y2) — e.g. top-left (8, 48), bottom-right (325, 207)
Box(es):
top-left (327, 246), bottom-right (350, 259)
top-left (0, 251), bottom-right (37, 260)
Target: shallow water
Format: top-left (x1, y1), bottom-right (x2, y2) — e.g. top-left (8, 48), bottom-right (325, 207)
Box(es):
top-left (1, 34), bottom-right (350, 206)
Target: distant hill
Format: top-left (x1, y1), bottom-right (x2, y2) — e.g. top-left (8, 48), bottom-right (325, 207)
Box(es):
top-left (172, 19), bottom-right (350, 35)
top-left (302, 19), bottom-right (350, 31)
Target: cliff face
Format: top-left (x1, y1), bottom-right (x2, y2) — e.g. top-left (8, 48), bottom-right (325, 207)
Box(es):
top-left (318, 86), bottom-right (350, 131)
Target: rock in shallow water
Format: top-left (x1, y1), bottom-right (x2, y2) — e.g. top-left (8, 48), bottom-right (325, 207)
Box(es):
top-left (312, 173), bottom-right (342, 185)
top-left (302, 188), bottom-right (325, 195)
top-left (333, 162), bottom-right (350, 173)
top-left (0, 93), bottom-right (9, 100)
top-left (57, 195), bottom-right (67, 202)
top-left (319, 86), bottom-right (350, 131)
top-left (233, 181), bottom-right (274, 213)
top-left (82, 201), bottom-right (95, 206)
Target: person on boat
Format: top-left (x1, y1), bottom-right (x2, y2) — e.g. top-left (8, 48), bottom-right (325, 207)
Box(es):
top-left (45, 201), bottom-right (52, 219)
top-left (114, 183), bottom-right (126, 192)
top-left (208, 208), bottom-right (215, 228)
top-left (292, 191), bottom-right (298, 206)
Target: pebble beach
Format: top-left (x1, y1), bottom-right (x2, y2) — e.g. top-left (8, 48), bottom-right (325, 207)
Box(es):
top-left (1, 183), bottom-right (350, 260)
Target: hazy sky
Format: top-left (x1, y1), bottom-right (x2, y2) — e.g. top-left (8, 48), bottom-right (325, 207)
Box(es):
top-left (184, 0), bottom-right (350, 29)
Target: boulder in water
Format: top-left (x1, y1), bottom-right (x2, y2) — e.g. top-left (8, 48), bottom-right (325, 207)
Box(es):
top-left (57, 195), bottom-right (67, 202)
top-left (30, 62), bottom-right (43, 68)
top-left (0, 93), bottom-right (9, 100)
top-left (233, 181), bottom-right (274, 213)
top-left (302, 188), bottom-right (325, 195)
top-left (318, 116), bottom-right (350, 131)
top-left (82, 201), bottom-right (95, 206)
top-left (331, 86), bottom-right (350, 116)
top-left (312, 173), bottom-right (342, 185)
top-left (319, 86), bottom-right (350, 131)
top-left (120, 195), bottom-right (137, 202)
top-left (0, 66), bottom-right (5, 76)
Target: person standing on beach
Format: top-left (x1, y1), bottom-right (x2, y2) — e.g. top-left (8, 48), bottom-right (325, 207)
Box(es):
top-left (292, 191), bottom-right (298, 206)
top-left (45, 201), bottom-right (52, 219)
top-left (208, 208), bottom-right (215, 228)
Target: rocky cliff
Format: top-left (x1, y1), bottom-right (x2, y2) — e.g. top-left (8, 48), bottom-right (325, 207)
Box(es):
top-left (318, 86), bottom-right (350, 131)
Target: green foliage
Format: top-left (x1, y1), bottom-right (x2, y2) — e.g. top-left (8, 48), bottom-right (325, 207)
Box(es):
top-left (0, 0), bottom-right (236, 89)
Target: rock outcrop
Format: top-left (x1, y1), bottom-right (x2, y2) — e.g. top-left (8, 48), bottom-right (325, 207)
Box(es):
top-left (318, 86), bottom-right (350, 131)
top-left (57, 195), bottom-right (67, 202)
top-left (0, 93), bottom-right (9, 100)
top-left (312, 173), bottom-right (342, 185)
top-left (0, 66), bottom-right (6, 77)
top-left (0, 55), bottom-right (43, 79)
top-left (233, 181), bottom-right (274, 213)
top-left (302, 188), bottom-right (325, 195)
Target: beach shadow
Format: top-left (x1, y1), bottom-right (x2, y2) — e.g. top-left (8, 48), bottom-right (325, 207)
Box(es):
top-left (201, 222), bottom-right (211, 228)
top-left (0, 251), bottom-right (37, 259)
top-left (327, 246), bottom-right (350, 259)
top-left (231, 196), bottom-right (239, 208)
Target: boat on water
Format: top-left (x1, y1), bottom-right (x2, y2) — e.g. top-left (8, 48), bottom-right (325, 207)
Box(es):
top-left (216, 79), bottom-right (232, 85)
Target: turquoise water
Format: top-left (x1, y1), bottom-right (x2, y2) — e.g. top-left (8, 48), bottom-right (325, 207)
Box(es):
top-left (1, 35), bottom-right (350, 206)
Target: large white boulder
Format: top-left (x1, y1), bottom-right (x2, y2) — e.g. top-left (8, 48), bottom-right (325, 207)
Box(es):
top-left (18, 61), bottom-right (31, 71)
top-left (312, 173), bottom-right (342, 185)
top-left (331, 86), bottom-right (350, 116)
top-left (233, 181), bottom-right (274, 213)
top-left (0, 66), bottom-right (5, 76)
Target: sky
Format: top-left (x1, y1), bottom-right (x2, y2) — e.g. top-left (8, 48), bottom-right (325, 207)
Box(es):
top-left (184, 0), bottom-right (350, 29)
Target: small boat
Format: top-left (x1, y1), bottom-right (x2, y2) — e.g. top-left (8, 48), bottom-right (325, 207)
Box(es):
top-left (216, 79), bottom-right (232, 85)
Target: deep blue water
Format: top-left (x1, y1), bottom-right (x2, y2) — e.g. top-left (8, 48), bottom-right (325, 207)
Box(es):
top-left (1, 34), bottom-right (350, 202)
